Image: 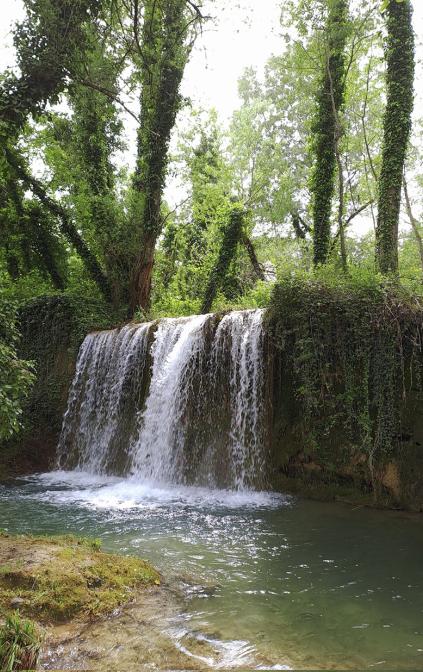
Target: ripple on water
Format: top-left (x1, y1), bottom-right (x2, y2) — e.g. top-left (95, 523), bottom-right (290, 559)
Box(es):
top-left (1, 472), bottom-right (423, 670)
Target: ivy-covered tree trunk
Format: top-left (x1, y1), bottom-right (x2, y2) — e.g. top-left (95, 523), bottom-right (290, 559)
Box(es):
top-left (129, 0), bottom-right (193, 315)
top-left (311, 0), bottom-right (349, 266)
top-left (5, 149), bottom-right (112, 302)
top-left (68, 42), bottom-right (126, 308)
top-left (376, 0), bottom-right (414, 274)
top-left (201, 205), bottom-right (245, 314)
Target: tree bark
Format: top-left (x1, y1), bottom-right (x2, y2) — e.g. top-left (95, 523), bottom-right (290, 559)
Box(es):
top-left (130, 232), bottom-right (156, 316)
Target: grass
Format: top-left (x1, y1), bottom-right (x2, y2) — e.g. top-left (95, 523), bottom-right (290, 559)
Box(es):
top-left (0, 532), bottom-right (161, 624)
top-left (0, 612), bottom-right (41, 671)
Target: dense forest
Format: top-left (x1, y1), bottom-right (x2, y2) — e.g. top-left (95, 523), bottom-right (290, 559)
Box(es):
top-left (0, 0), bottom-right (421, 440)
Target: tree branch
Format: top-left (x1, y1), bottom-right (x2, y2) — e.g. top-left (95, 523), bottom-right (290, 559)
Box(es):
top-left (241, 233), bottom-right (266, 281)
top-left (5, 148), bottom-right (112, 302)
top-left (74, 77), bottom-right (140, 123)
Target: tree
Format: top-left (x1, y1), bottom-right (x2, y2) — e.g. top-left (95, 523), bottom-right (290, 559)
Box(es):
top-left (201, 204), bottom-right (246, 314)
top-left (376, 0), bottom-right (414, 274)
top-left (0, 0), bottom-right (205, 316)
top-left (311, 0), bottom-right (349, 266)
top-left (129, 0), bottom-right (203, 313)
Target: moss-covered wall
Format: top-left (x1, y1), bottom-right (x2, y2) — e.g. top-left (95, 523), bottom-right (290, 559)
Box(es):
top-left (0, 295), bottom-right (114, 477)
top-left (265, 278), bottom-right (423, 511)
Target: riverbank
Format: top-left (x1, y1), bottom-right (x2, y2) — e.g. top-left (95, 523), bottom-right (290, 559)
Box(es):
top-left (0, 532), bottom-right (201, 670)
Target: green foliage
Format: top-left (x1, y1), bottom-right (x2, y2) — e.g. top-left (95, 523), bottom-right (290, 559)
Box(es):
top-left (380, 0), bottom-right (405, 12)
top-left (0, 0), bottom-right (104, 136)
top-left (376, 0), bottom-right (415, 273)
top-left (0, 294), bottom-right (34, 441)
top-left (311, 0), bottom-right (349, 265)
top-left (0, 612), bottom-right (41, 672)
top-left (0, 0), bottom-right (205, 314)
top-left (266, 269), bottom-right (423, 486)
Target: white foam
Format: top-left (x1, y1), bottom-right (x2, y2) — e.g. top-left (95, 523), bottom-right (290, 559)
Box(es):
top-left (26, 471), bottom-right (289, 511)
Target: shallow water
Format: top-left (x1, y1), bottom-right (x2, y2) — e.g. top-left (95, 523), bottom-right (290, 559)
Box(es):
top-left (1, 471), bottom-right (423, 670)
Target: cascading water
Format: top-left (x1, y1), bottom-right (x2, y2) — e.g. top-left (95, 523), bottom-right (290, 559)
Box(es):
top-left (130, 314), bottom-right (210, 483)
top-left (57, 309), bottom-right (269, 490)
top-left (57, 324), bottom-right (151, 474)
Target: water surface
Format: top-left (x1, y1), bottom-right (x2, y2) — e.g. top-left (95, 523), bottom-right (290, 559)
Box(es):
top-left (1, 471), bottom-right (422, 670)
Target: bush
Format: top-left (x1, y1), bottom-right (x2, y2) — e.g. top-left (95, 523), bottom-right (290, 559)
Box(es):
top-left (0, 293), bottom-right (35, 440)
top-left (265, 268), bottom-right (423, 490)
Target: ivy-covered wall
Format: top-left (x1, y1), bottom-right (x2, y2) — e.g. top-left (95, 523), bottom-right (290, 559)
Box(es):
top-left (265, 277), bottom-right (423, 510)
top-left (0, 295), bottom-right (114, 477)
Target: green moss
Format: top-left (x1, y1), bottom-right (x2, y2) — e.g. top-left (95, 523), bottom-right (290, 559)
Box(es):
top-left (0, 533), bottom-right (160, 624)
top-left (265, 271), bottom-right (423, 505)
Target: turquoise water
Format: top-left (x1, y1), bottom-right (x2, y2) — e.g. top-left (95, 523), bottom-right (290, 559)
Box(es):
top-left (1, 471), bottom-right (423, 670)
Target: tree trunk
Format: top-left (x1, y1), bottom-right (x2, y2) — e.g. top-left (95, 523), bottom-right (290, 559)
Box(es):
top-left (242, 233), bottom-right (265, 281)
top-left (130, 232), bottom-right (156, 316)
top-left (376, 0), bottom-right (414, 274)
top-left (201, 206), bottom-right (244, 314)
top-left (311, 0), bottom-right (349, 266)
top-left (129, 0), bottom-right (193, 314)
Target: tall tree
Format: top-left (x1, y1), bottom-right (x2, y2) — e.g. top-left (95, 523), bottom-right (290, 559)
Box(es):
top-left (201, 205), bottom-right (245, 314)
top-left (311, 0), bottom-right (349, 266)
top-left (0, 0), bottom-right (205, 315)
top-left (376, 0), bottom-right (415, 274)
top-left (130, 0), bottom-right (200, 314)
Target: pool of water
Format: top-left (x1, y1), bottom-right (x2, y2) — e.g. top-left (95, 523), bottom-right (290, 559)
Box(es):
top-left (1, 471), bottom-right (423, 670)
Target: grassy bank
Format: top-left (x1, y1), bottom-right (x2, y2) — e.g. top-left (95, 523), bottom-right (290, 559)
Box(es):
top-left (0, 531), bottom-right (160, 623)
top-left (0, 531), bottom-right (161, 669)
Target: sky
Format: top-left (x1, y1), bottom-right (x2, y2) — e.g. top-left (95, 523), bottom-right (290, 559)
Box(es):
top-left (2, 0), bottom-right (422, 118)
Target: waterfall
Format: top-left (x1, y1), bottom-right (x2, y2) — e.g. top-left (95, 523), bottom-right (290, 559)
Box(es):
top-left (57, 310), bottom-right (269, 490)
top-left (130, 314), bottom-right (210, 482)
